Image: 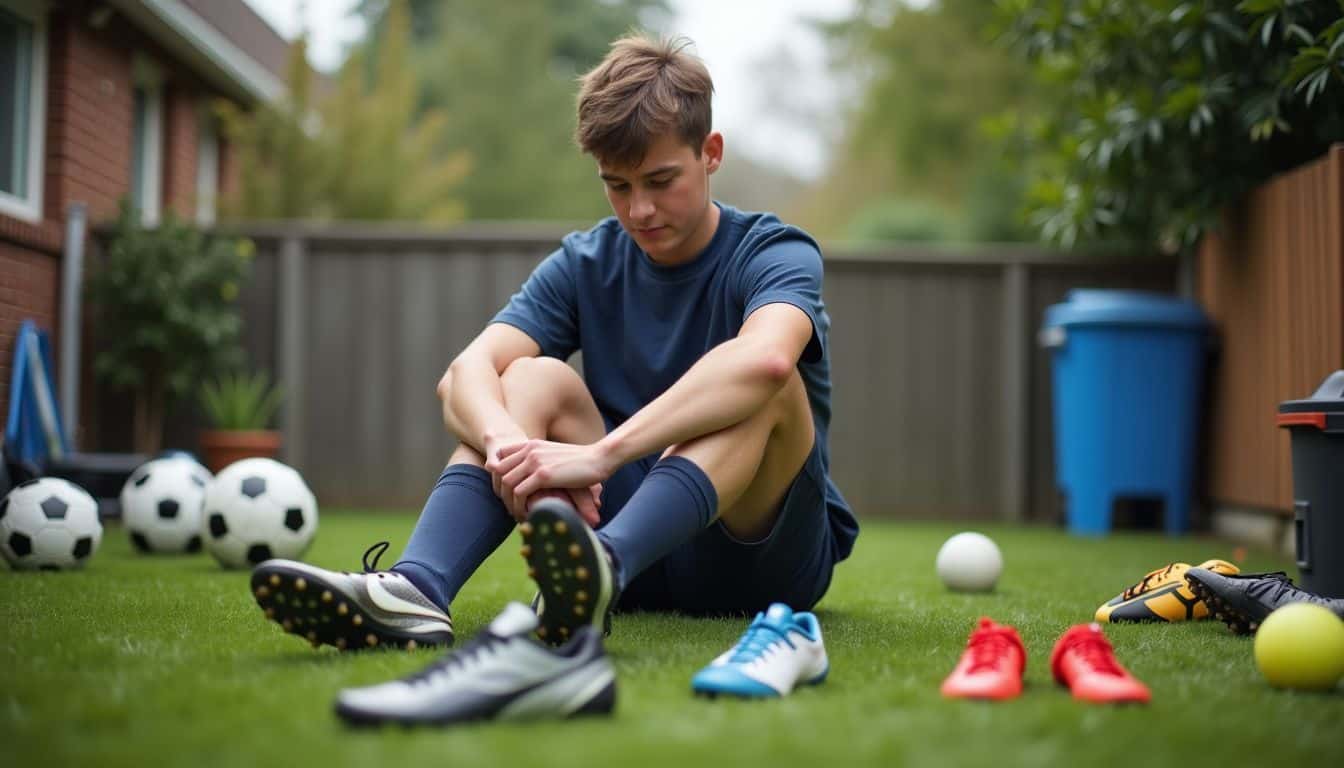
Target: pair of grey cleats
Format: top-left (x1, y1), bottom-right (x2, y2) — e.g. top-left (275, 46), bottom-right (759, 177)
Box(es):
top-left (250, 498), bottom-right (618, 725)
top-left (1184, 567), bottom-right (1344, 635)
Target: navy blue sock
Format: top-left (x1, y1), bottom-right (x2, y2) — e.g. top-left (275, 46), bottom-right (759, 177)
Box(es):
top-left (596, 456), bottom-right (718, 590)
top-left (392, 464), bottom-right (514, 609)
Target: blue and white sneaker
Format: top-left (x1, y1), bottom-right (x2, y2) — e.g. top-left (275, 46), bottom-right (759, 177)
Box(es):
top-left (691, 603), bottom-right (829, 698)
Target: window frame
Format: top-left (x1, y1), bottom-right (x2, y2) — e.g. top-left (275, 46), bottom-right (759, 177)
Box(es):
top-left (130, 54), bottom-right (164, 227)
top-left (195, 100), bottom-right (219, 226)
top-left (0, 0), bottom-right (48, 224)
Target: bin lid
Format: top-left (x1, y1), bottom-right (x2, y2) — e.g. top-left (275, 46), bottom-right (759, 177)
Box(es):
top-left (1043, 289), bottom-right (1209, 330)
top-left (1277, 370), bottom-right (1344, 427)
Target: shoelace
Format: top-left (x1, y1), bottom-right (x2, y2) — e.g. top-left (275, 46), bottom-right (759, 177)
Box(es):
top-left (964, 627), bottom-right (1019, 673)
top-left (726, 617), bottom-right (796, 664)
top-left (361, 541), bottom-right (391, 573)
top-left (404, 632), bottom-right (505, 686)
top-left (1243, 572), bottom-right (1294, 601)
top-left (1066, 633), bottom-right (1125, 677)
top-left (1122, 563), bottom-right (1179, 600)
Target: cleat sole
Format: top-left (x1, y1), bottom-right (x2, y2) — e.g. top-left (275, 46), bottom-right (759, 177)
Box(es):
top-left (524, 500), bottom-right (613, 645)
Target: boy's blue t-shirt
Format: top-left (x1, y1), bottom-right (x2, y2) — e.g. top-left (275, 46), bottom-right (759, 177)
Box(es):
top-left (492, 203), bottom-right (857, 561)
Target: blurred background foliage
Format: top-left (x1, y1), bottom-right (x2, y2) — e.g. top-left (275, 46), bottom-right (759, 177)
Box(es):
top-left (218, 0), bottom-right (1344, 251)
top-left (998, 0), bottom-right (1344, 252)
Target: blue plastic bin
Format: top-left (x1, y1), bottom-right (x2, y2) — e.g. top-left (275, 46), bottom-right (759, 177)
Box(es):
top-left (1041, 290), bottom-right (1210, 535)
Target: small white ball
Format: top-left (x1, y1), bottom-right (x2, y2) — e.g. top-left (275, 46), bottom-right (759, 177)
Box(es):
top-left (936, 531), bottom-right (1003, 592)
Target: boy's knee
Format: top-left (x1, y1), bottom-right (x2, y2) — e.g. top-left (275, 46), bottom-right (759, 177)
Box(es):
top-left (500, 356), bottom-right (580, 388)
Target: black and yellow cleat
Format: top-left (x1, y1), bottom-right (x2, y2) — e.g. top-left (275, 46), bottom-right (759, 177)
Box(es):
top-left (521, 498), bottom-right (618, 645)
top-left (1095, 559), bottom-right (1240, 622)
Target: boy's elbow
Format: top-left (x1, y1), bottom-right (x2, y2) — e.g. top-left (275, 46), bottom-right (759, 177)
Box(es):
top-left (758, 351), bottom-right (796, 385)
top-left (436, 368), bottom-right (453, 401)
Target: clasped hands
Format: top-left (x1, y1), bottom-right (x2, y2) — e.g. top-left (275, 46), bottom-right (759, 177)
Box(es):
top-left (484, 438), bottom-right (617, 526)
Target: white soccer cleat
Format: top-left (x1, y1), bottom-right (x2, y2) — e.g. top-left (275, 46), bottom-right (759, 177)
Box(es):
top-left (692, 603), bottom-right (829, 698)
top-left (335, 602), bottom-right (616, 725)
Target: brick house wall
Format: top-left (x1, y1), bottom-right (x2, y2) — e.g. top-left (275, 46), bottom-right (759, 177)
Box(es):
top-left (0, 0), bottom-right (265, 446)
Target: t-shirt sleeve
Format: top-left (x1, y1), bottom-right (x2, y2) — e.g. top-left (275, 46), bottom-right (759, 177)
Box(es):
top-left (490, 247), bottom-right (580, 360)
top-left (739, 237), bottom-right (826, 364)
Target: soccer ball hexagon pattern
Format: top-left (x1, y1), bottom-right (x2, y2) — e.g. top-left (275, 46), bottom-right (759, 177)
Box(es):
top-left (0, 478), bottom-right (103, 570)
top-left (202, 458), bottom-right (318, 569)
top-left (120, 457), bottom-right (213, 554)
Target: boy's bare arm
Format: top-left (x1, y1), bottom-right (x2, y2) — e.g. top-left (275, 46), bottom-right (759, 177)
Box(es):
top-left (437, 323), bottom-right (540, 456)
top-left (493, 303), bottom-right (814, 499)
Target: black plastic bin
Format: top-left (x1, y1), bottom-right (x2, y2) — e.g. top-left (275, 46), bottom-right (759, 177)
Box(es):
top-left (1277, 370), bottom-right (1344, 598)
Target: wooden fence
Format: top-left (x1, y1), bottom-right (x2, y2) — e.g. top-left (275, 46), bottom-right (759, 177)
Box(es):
top-left (91, 225), bottom-right (1177, 519)
top-left (1198, 145), bottom-right (1344, 515)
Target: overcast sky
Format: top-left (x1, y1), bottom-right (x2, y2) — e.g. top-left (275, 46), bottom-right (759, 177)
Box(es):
top-left (239, 0), bottom-right (857, 179)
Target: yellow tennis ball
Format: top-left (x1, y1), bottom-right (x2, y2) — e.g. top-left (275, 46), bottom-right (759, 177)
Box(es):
top-left (1253, 603), bottom-right (1344, 691)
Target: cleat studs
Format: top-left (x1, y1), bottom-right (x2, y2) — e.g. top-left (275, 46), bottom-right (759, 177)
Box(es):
top-left (545, 542), bottom-right (555, 553)
top-left (554, 521), bottom-right (568, 535)
top-left (577, 590), bottom-right (588, 603)
top-left (559, 626), bottom-right (569, 637)
top-left (574, 605), bottom-right (585, 616)
top-left (520, 522), bottom-right (533, 537)
top-left (569, 544), bottom-right (581, 558)
top-left (537, 626), bottom-right (548, 638)
top-left (294, 578), bottom-right (307, 592)
top-left (548, 558), bottom-right (558, 567)
top-left (265, 608), bottom-right (276, 619)
top-left (521, 545), bottom-right (532, 558)
top-left (352, 614), bottom-right (364, 627)
top-left (270, 574), bottom-right (281, 587)
top-left (307, 631), bottom-right (318, 643)
top-left (255, 586), bottom-right (270, 599)
top-left (528, 567), bottom-right (537, 579)
top-left (576, 566), bottom-right (589, 580)
top-left (337, 602), bottom-right (348, 616)
top-left (406, 640), bottom-right (418, 651)
top-left (366, 634), bottom-right (378, 647)
top-left (540, 524), bottom-right (550, 535)
top-left (275, 593), bottom-right (287, 605)
top-left (282, 619), bottom-right (293, 631)
top-left (321, 590), bottom-right (333, 604)
top-left (336, 637), bottom-right (347, 650)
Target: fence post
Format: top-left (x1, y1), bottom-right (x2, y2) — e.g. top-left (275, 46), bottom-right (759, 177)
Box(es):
top-left (999, 261), bottom-right (1030, 522)
top-left (278, 234), bottom-right (306, 470)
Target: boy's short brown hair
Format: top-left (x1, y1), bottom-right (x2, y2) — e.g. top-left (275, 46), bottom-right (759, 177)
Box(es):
top-left (575, 35), bottom-right (714, 168)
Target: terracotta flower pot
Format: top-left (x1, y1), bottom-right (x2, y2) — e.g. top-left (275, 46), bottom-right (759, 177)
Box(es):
top-left (199, 429), bottom-right (283, 474)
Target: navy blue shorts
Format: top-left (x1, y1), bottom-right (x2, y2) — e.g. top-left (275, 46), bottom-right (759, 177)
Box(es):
top-left (595, 440), bottom-right (840, 616)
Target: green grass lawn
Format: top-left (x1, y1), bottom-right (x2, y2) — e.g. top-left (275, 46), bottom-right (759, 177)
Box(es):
top-left (3, 512), bottom-right (1341, 767)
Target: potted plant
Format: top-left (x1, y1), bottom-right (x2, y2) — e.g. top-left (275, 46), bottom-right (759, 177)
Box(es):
top-left (86, 202), bottom-right (253, 454)
top-left (198, 371), bottom-right (284, 472)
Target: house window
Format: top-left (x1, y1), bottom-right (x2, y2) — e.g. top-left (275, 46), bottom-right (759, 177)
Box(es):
top-left (0, 0), bottom-right (47, 223)
top-left (195, 107), bottom-right (219, 226)
top-left (130, 57), bottom-right (163, 226)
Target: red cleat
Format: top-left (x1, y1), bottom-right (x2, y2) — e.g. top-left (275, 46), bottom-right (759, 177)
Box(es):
top-left (940, 617), bottom-right (1026, 700)
top-left (1050, 623), bottom-right (1151, 704)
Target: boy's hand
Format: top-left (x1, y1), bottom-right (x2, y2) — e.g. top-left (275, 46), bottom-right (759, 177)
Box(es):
top-left (491, 440), bottom-right (617, 521)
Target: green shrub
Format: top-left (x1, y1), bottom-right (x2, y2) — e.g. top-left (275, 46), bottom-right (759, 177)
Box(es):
top-left (85, 202), bottom-right (253, 451)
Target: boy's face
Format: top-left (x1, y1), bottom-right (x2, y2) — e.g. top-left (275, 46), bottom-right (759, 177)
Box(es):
top-left (598, 131), bottom-right (723, 264)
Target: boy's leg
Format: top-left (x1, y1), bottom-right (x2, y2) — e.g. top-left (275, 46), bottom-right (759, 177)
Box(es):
top-left (393, 357), bottom-right (607, 608)
top-left (252, 356), bottom-right (607, 650)
top-left (526, 370), bottom-right (818, 639)
top-left (595, 368), bottom-right (814, 585)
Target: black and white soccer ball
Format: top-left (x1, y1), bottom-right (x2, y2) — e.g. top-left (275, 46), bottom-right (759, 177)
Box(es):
top-left (120, 456), bottom-right (212, 554)
top-left (202, 458), bottom-right (318, 569)
top-left (0, 478), bottom-right (103, 570)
